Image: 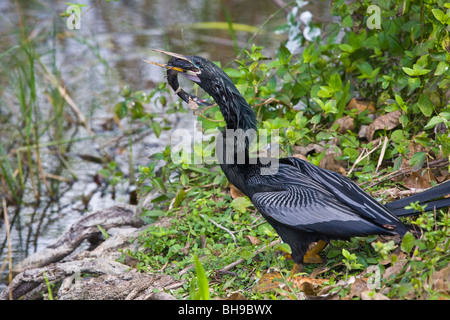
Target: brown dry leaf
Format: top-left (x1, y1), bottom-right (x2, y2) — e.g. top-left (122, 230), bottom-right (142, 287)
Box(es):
top-left (303, 240), bottom-right (327, 264)
top-left (292, 143), bottom-right (325, 156)
top-left (226, 292), bottom-right (247, 300)
top-left (366, 110), bottom-right (401, 141)
top-left (346, 98), bottom-right (376, 114)
top-left (253, 272), bottom-right (283, 293)
top-left (430, 264), bottom-right (450, 295)
top-left (230, 184), bottom-right (245, 199)
top-left (290, 276), bottom-right (327, 296)
top-left (253, 271), bottom-right (327, 297)
top-left (404, 171), bottom-right (433, 190)
top-left (383, 253), bottom-right (408, 280)
top-left (245, 235), bottom-right (260, 245)
top-left (333, 115), bottom-right (355, 133)
top-left (292, 153), bottom-right (308, 161)
top-left (349, 278), bottom-right (369, 298)
top-left (319, 150), bottom-right (346, 175)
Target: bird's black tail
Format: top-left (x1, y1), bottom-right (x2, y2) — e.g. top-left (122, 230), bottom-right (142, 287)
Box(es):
top-left (386, 180), bottom-right (450, 217)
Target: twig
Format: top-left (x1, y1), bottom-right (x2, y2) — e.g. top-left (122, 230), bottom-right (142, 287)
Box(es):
top-left (361, 158), bottom-right (449, 187)
top-left (347, 139), bottom-right (382, 176)
top-left (376, 136), bottom-right (389, 172)
top-left (200, 214), bottom-right (236, 243)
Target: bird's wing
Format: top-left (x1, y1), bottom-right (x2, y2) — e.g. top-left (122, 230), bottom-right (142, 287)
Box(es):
top-left (250, 173), bottom-right (393, 237)
top-left (281, 157), bottom-right (403, 230)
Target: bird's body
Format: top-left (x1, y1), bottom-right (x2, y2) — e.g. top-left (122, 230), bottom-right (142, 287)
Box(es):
top-left (146, 51), bottom-right (450, 263)
top-left (221, 157), bottom-right (410, 262)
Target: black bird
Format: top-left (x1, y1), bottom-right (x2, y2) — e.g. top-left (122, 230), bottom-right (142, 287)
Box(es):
top-left (146, 50), bottom-right (450, 263)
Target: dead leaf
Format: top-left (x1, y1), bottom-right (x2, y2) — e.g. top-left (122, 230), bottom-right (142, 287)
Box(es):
top-left (358, 125), bottom-right (368, 139)
top-left (226, 292), bottom-right (247, 300)
top-left (290, 276), bottom-right (326, 295)
top-left (333, 115), bottom-right (355, 133)
top-left (383, 254), bottom-right (408, 280)
top-left (292, 143), bottom-right (325, 156)
top-left (292, 153), bottom-right (308, 161)
top-left (349, 278), bottom-right (369, 297)
top-left (253, 272), bottom-right (283, 293)
top-left (346, 98), bottom-right (376, 114)
top-left (404, 171), bottom-right (433, 190)
top-left (245, 235), bottom-right (260, 245)
top-left (430, 264), bottom-right (450, 295)
top-left (366, 110), bottom-right (401, 141)
top-left (253, 271), bottom-right (326, 297)
top-left (319, 149), bottom-right (346, 175)
top-left (230, 184), bottom-right (245, 199)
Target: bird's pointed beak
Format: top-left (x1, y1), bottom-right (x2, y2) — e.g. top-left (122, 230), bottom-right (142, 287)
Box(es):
top-left (144, 48), bottom-right (192, 73)
top-left (142, 59), bottom-right (185, 73)
top-left (150, 48), bottom-right (191, 62)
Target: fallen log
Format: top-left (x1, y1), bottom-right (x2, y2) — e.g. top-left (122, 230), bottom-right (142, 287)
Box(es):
top-left (0, 203), bottom-right (181, 300)
top-left (14, 204), bottom-right (142, 273)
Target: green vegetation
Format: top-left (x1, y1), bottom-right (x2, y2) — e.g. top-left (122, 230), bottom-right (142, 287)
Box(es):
top-left (127, 0), bottom-right (450, 299)
top-left (1, 0), bottom-right (449, 300)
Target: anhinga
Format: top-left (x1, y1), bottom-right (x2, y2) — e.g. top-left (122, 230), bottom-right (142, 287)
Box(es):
top-left (146, 50), bottom-right (450, 264)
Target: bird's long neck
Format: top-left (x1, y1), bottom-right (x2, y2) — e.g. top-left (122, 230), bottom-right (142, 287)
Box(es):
top-left (207, 72), bottom-right (257, 132)
top-left (205, 75), bottom-right (257, 193)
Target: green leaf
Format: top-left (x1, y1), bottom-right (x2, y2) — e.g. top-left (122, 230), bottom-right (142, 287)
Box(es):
top-left (407, 77), bottom-right (421, 95)
top-left (317, 86), bottom-right (333, 98)
top-left (151, 177), bottom-right (167, 193)
top-left (394, 94), bottom-right (404, 107)
top-left (409, 152), bottom-right (426, 171)
top-left (173, 189), bottom-right (186, 208)
top-left (192, 255), bottom-right (210, 300)
top-left (431, 9), bottom-right (449, 24)
top-left (401, 232), bottom-right (415, 254)
top-left (231, 196), bottom-right (253, 213)
top-left (97, 225), bottom-right (110, 239)
top-left (424, 112), bottom-right (450, 129)
top-left (435, 61), bottom-right (449, 75)
top-left (342, 248), bottom-right (352, 260)
top-left (224, 68), bottom-right (243, 78)
top-left (418, 94), bottom-right (434, 117)
top-left (275, 243), bottom-right (292, 254)
top-left (150, 121), bottom-right (162, 138)
top-left (328, 73), bottom-right (342, 91)
top-left (180, 173), bottom-right (189, 187)
top-left (402, 66), bottom-right (431, 76)
top-left (114, 101), bottom-right (127, 119)
top-left (338, 44), bottom-right (355, 53)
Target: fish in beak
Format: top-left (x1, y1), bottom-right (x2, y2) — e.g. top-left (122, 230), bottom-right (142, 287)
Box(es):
top-left (144, 49), bottom-right (210, 108)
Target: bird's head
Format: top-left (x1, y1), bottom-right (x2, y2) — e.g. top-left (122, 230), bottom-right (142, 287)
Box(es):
top-left (145, 49), bottom-right (227, 107)
top-left (146, 49), bottom-right (257, 131)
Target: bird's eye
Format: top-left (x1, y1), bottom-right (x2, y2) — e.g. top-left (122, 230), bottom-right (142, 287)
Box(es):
top-left (192, 58), bottom-right (201, 67)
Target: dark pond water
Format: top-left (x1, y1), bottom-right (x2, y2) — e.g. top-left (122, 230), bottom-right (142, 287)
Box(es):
top-left (0, 0), bottom-right (331, 289)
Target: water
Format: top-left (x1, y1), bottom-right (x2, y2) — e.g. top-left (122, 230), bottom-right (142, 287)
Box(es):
top-left (0, 0), bottom-right (330, 289)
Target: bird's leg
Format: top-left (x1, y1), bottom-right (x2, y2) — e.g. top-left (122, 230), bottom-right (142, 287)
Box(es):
top-left (303, 240), bottom-right (328, 264)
